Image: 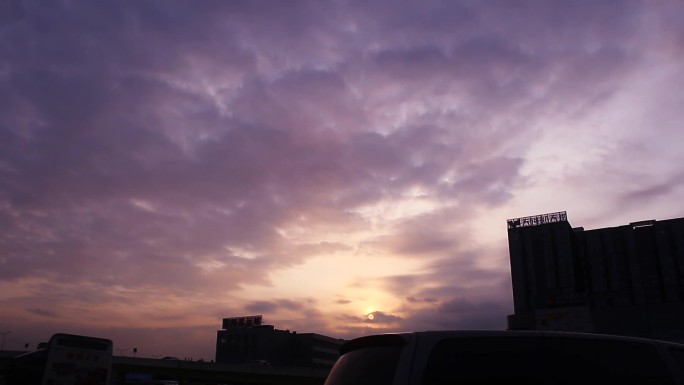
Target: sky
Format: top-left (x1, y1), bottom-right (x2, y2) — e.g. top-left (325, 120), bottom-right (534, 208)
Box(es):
top-left (1, 0), bottom-right (684, 361)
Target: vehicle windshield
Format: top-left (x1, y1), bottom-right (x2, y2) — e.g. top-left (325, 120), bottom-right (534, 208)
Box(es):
top-left (324, 345), bottom-right (402, 385)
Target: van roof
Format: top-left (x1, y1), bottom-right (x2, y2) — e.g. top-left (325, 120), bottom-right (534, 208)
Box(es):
top-left (340, 330), bottom-right (684, 354)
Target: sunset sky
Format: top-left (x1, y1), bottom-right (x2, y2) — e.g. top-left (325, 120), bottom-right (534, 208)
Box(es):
top-left (2, 1), bottom-right (684, 360)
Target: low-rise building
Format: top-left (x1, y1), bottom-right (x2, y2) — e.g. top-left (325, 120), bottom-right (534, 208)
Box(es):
top-left (215, 315), bottom-right (343, 368)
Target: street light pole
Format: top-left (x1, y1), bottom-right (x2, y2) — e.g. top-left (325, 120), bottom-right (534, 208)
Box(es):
top-left (0, 331), bottom-right (11, 351)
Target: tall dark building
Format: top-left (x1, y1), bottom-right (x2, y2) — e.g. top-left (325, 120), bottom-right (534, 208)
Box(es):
top-left (215, 315), bottom-right (343, 368)
top-left (507, 211), bottom-right (684, 342)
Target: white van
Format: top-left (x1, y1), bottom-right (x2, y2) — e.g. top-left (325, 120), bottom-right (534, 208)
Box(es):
top-left (324, 330), bottom-right (684, 385)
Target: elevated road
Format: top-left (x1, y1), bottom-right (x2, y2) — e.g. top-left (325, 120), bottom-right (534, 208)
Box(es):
top-left (0, 351), bottom-right (329, 385)
top-left (111, 356), bottom-right (329, 385)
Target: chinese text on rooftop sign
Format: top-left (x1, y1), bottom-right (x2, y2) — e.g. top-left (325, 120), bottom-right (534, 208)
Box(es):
top-left (507, 211), bottom-right (567, 229)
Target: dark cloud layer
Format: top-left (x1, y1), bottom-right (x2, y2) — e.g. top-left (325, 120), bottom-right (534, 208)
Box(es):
top-left (2, 0), bottom-right (683, 358)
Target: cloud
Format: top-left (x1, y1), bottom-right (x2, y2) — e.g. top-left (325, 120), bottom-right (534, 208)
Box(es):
top-left (244, 299), bottom-right (310, 314)
top-left (367, 311), bottom-right (403, 324)
top-left (27, 307), bottom-right (59, 318)
top-left (1, 0), bottom-right (683, 358)
top-left (403, 297), bottom-right (510, 331)
top-left (335, 310), bottom-right (402, 326)
top-left (406, 297), bottom-right (438, 304)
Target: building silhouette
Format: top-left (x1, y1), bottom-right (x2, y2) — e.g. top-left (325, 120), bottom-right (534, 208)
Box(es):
top-left (215, 315), bottom-right (343, 368)
top-left (507, 211), bottom-right (684, 342)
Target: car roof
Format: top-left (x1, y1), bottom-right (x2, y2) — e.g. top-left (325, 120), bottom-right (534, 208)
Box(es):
top-left (341, 330), bottom-right (684, 354)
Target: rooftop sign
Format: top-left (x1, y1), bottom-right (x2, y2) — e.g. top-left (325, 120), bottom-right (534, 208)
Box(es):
top-left (630, 220), bottom-right (655, 229)
top-left (507, 211), bottom-right (567, 229)
top-left (222, 315), bottom-right (263, 329)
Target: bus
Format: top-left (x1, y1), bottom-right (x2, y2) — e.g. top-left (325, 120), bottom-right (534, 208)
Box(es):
top-left (5, 333), bottom-right (113, 385)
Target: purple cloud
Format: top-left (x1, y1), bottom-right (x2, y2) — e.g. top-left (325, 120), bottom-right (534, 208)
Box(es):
top-left (1, 0), bottom-right (683, 358)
